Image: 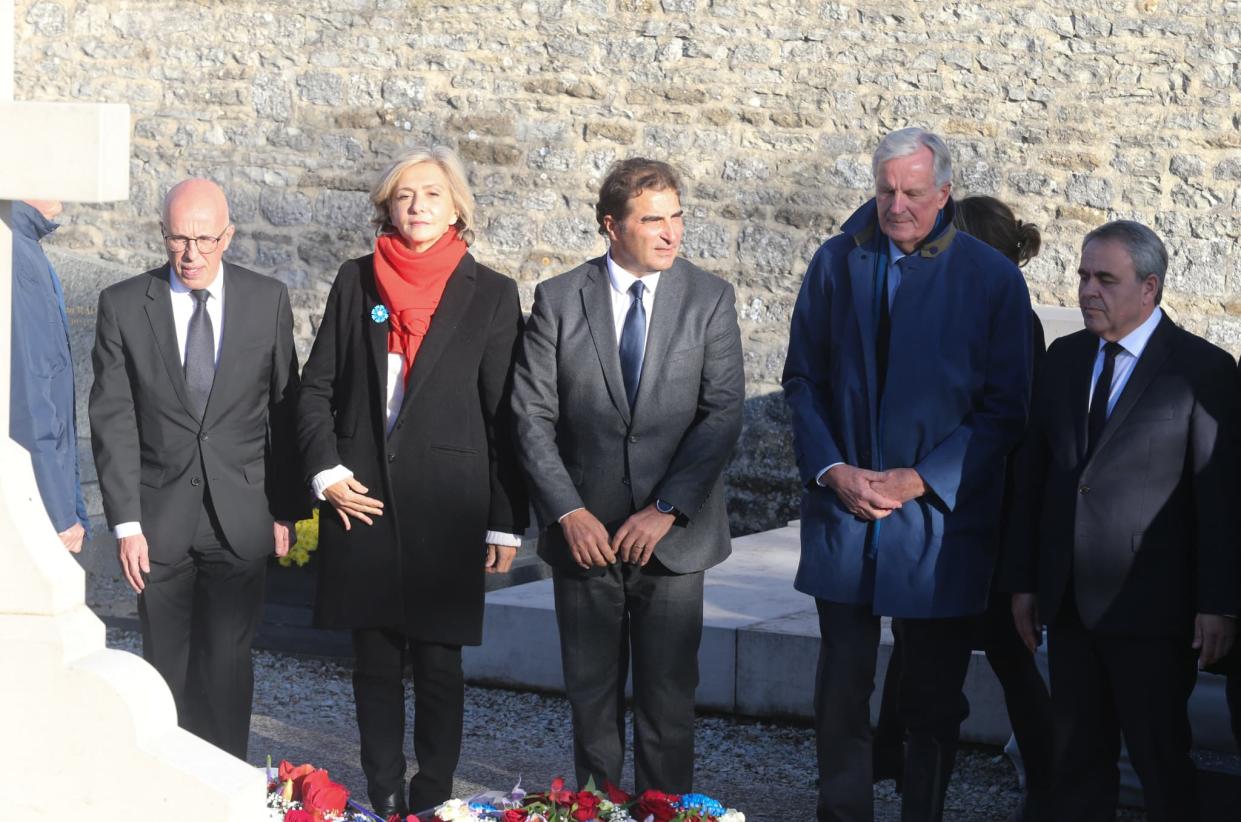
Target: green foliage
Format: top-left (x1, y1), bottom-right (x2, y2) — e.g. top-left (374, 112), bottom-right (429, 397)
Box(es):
top-left (279, 508), bottom-right (320, 568)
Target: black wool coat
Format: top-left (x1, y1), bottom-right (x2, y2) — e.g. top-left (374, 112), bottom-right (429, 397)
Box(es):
top-left (297, 252), bottom-right (528, 645)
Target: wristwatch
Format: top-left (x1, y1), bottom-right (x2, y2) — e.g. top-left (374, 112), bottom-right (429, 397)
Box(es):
top-left (654, 498), bottom-right (678, 516)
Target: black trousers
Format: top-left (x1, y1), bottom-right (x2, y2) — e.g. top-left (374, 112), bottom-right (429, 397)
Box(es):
top-left (552, 559), bottom-right (704, 794)
top-left (875, 592), bottom-right (1053, 801)
top-left (1047, 601), bottom-right (1199, 821)
top-left (352, 627), bottom-right (464, 814)
top-left (813, 600), bottom-right (974, 822)
top-left (138, 494), bottom-right (267, 759)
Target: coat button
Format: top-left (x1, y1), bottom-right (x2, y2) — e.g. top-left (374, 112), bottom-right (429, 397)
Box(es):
top-left (191, 476), bottom-right (202, 487)
top-left (1078, 485), bottom-right (1090, 495)
top-left (629, 435), bottom-right (638, 443)
top-left (388, 453), bottom-right (396, 463)
top-left (622, 477), bottom-right (631, 486)
top-left (199, 432), bottom-right (209, 441)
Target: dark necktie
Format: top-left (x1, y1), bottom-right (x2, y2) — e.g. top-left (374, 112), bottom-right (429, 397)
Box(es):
top-left (1086, 341), bottom-right (1123, 457)
top-left (185, 288), bottom-right (216, 418)
top-left (618, 280), bottom-right (646, 410)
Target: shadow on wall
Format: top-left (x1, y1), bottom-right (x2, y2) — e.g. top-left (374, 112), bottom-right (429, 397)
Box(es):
top-left (726, 390), bottom-right (800, 538)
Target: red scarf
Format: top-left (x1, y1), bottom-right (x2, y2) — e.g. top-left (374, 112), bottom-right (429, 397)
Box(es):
top-left (373, 227), bottom-right (467, 383)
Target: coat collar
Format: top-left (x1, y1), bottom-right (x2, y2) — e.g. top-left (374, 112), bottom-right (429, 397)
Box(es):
top-left (11, 201), bottom-right (58, 242)
top-left (843, 197), bottom-right (958, 259)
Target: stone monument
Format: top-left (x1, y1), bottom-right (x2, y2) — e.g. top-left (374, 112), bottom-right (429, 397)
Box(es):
top-left (0, 1), bottom-right (266, 817)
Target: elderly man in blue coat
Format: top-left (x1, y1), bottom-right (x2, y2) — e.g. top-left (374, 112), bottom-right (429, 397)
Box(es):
top-left (783, 127), bottom-right (1032, 822)
top-left (10, 199), bottom-right (88, 553)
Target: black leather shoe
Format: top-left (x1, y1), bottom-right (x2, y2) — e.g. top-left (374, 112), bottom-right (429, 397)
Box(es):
top-left (370, 790), bottom-right (408, 820)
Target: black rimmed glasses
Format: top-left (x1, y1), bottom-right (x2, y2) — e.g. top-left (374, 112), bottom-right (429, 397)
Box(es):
top-left (161, 225), bottom-right (231, 254)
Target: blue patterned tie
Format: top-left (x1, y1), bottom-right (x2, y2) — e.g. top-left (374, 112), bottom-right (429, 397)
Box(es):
top-left (618, 280), bottom-right (646, 410)
top-left (185, 289), bottom-right (215, 418)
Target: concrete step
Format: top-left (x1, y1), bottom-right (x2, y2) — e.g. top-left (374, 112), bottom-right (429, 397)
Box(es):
top-left (464, 523), bottom-right (1240, 756)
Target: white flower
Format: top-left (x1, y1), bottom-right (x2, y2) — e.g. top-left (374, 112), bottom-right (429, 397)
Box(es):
top-left (718, 811), bottom-right (746, 822)
top-left (434, 798), bottom-right (483, 822)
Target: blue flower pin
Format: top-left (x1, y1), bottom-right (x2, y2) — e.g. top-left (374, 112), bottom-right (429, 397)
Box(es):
top-left (371, 304), bottom-right (390, 323)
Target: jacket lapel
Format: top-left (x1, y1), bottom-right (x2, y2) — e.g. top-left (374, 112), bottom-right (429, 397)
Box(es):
top-left (396, 253), bottom-right (478, 416)
top-left (142, 268), bottom-right (197, 419)
top-left (1086, 315), bottom-right (1173, 462)
top-left (358, 258), bottom-right (391, 434)
top-left (582, 258), bottom-right (631, 425)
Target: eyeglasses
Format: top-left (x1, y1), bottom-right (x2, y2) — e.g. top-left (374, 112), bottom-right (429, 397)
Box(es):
top-left (161, 226), bottom-right (231, 254)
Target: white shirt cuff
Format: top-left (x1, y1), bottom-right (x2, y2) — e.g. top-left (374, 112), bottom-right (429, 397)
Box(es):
top-left (311, 465), bottom-right (354, 500)
top-left (558, 506), bottom-right (584, 523)
top-left (114, 521), bottom-right (142, 539)
top-left (816, 463), bottom-right (844, 486)
top-left (485, 530), bottom-right (523, 547)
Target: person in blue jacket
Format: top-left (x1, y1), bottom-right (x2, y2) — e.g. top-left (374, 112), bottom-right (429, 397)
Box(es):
top-left (10, 199), bottom-right (88, 553)
top-left (782, 128), bottom-right (1033, 822)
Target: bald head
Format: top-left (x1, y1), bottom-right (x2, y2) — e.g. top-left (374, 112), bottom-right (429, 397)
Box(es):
top-left (162, 178), bottom-right (230, 225)
top-left (161, 178), bottom-right (234, 289)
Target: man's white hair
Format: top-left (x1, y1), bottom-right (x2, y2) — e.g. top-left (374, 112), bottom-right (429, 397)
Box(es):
top-left (872, 127), bottom-right (953, 188)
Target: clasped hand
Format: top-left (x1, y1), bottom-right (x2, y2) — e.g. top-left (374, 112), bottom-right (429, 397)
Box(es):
top-left (822, 464), bottom-right (925, 521)
top-left (561, 504), bottom-right (676, 570)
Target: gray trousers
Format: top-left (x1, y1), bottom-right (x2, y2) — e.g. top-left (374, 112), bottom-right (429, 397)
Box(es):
top-left (553, 559), bottom-right (704, 793)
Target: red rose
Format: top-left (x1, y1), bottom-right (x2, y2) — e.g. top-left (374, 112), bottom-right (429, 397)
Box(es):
top-left (574, 790), bottom-right (602, 821)
top-left (637, 790), bottom-right (680, 822)
top-left (548, 777), bottom-right (574, 805)
top-left (604, 781), bottom-right (630, 804)
top-left (284, 811), bottom-right (314, 822)
top-left (301, 769), bottom-right (350, 820)
top-left (278, 761), bottom-right (318, 800)
top-left (501, 810), bottom-right (529, 822)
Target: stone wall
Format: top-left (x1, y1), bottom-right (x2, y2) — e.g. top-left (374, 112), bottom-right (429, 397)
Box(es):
top-left (14, 0), bottom-right (1241, 534)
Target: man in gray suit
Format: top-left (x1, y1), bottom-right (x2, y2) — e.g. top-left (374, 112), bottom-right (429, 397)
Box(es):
top-left (513, 158), bottom-right (744, 793)
top-left (89, 178), bottom-right (306, 758)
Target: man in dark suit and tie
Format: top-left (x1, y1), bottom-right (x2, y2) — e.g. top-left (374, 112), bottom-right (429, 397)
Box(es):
top-left (1003, 220), bottom-right (1239, 820)
top-left (512, 158), bottom-right (744, 793)
top-left (89, 178), bottom-right (306, 759)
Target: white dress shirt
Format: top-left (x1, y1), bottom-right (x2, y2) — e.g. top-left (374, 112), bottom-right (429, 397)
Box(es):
top-left (1087, 306), bottom-right (1163, 416)
top-left (114, 266), bottom-right (225, 539)
top-left (606, 253), bottom-right (660, 348)
top-left (310, 331), bottom-right (521, 548)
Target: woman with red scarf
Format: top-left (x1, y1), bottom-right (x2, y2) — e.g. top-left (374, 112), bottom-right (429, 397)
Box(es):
top-left (297, 147), bottom-right (528, 819)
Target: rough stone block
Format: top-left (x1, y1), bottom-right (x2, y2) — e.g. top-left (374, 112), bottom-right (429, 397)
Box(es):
top-left (259, 188), bottom-right (312, 226)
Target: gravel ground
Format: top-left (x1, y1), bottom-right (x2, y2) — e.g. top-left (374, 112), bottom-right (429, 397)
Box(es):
top-left (103, 626), bottom-right (1146, 822)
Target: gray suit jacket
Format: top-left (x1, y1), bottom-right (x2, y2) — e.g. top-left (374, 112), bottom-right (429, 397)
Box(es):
top-left (512, 255), bottom-right (744, 574)
top-left (88, 263), bottom-right (307, 562)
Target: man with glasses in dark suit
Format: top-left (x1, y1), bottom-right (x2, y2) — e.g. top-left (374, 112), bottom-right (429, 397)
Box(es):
top-left (89, 178), bottom-right (306, 758)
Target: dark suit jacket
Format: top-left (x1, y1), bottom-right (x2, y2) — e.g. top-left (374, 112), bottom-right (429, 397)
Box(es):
top-left (89, 263), bottom-right (305, 562)
top-left (296, 253), bottom-right (528, 645)
top-left (511, 255), bottom-right (744, 575)
top-left (1000, 315), bottom-right (1240, 636)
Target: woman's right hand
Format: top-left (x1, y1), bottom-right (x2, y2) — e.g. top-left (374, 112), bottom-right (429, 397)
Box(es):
top-left (324, 477), bottom-right (384, 531)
